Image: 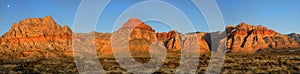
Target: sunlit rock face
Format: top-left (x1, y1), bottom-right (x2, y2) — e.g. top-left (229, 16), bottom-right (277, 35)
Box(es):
top-left (0, 16), bottom-right (73, 59)
top-left (226, 23), bottom-right (300, 53)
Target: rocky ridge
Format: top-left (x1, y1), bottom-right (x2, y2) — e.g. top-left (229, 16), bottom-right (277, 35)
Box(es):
top-left (226, 23), bottom-right (300, 53)
top-left (0, 17), bottom-right (300, 59)
top-left (0, 16), bottom-right (73, 59)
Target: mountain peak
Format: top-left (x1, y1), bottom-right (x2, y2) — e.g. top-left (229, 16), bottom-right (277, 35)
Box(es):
top-left (43, 16), bottom-right (54, 20)
top-left (227, 23), bottom-right (277, 35)
top-left (236, 22), bottom-right (253, 30)
top-left (2, 16), bottom-right (71, 39)
top-left (129, 17), bottom-right (140, 21)
top-left (42, 16), bottom-right (55, 23)
top-left (124, 17), bottom-right (143, 26)
top-left (120, 18), bottom-right (155, 32)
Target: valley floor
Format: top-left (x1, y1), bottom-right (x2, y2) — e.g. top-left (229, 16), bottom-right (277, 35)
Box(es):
top-left (0, 51), bottom-right (300, 74)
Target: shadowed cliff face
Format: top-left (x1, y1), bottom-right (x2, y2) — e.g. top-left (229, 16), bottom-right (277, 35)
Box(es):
top-left (156, 30), bottom-right (181, 51)
top-left (0, 16), bottom-right (300, 59)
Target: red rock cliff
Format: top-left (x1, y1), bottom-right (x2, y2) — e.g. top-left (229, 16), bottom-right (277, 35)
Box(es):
top-left (0, 16), bottom-right (72, 59)
top-left (226, 23), bottom-right (300, 53)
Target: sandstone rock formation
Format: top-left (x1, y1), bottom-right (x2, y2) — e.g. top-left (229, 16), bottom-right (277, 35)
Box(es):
top-left (94, 32), bottom-right (113, 56)
top-left (120, 18), bottom-right (155, 32)
top-left (181, 32), bottom-right (210, 53)
top-left (111, 18), bottom-right (160, 57)
top-left (156, 30), bottom-right (211, 53)
top-left (0, 16), bottom-right (72, 59)
top-left (1, 16), bottom-right (300, 59)
top-left (226, 23), bottom-right (300, 53)
top-left (157, 30), bottom-right (181, 51)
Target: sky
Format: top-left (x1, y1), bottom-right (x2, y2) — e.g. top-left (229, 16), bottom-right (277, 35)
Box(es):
top-left (1, 0), bottom-right (300, 35)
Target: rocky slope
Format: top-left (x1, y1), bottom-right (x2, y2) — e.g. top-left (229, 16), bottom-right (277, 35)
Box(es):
top-left (226, 23), bottom-right (300, 53)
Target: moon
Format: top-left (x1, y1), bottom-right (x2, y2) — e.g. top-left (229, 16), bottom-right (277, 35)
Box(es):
top-left (7, 5), bottom-right (10, 8)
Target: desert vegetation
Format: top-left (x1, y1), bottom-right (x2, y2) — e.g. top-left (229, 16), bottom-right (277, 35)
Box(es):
top-left (0, 51), bottom-right (300, 73)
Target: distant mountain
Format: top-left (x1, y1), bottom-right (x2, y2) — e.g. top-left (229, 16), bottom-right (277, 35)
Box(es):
top-left (1, 16), bottom-right (300, 59)
top-left (287, 33), bottom-right (300, 44)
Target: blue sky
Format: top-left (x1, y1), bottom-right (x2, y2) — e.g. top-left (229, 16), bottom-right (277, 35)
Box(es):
top-left (1, 0), bottom-right (300, 35)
